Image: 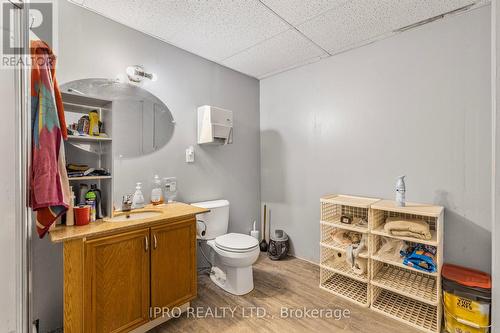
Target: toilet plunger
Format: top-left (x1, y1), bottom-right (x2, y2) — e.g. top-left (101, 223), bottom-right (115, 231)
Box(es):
top-left (259, 204), bottom-right (268, 252)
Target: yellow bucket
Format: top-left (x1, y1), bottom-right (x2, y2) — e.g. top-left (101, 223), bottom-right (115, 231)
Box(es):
top-left (442, 264), bottom-right (491, 333)
top-left (443, 290), bottom-right (490, 333)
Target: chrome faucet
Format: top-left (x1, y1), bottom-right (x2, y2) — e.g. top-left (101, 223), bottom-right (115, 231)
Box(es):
top-left (122, 195), bottom-right (132, 212)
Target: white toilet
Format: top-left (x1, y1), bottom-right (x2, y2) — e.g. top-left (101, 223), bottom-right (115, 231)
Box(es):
top-left (191, 200), bottom-right (260, 295)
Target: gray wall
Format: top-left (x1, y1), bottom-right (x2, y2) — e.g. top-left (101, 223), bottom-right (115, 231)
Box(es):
top-left (260, 6), bottom-right (492, 273)
top-left (32, 1), bottom-right (260, 331)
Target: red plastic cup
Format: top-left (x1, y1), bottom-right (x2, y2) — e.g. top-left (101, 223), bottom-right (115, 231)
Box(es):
top-left (74, 206), bottom-right (90, 226)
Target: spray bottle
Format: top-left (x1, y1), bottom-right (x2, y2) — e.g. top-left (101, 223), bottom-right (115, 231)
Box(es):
top-left (395, 175), bottom-right (406, 207)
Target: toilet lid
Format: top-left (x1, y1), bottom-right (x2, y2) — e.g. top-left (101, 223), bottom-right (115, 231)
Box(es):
top-left (215, 233), bottom-right (259, 252)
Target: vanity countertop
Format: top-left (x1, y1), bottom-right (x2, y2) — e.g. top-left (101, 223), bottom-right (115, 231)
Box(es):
top-left (49, 202), bottom-right (209, 243)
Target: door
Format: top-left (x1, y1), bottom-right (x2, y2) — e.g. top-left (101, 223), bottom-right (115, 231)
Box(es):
top-left (85, 229), bottom-right (150, 333)
top-left (150, 218), bottom-right (196, 315)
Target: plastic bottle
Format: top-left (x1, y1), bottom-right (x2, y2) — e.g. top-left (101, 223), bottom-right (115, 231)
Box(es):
top-left (396, 175), bottom-right (406, 207)
top-left (151, 175), bottom-right (164, 205)
top-left (163, 177), bottom-right (177, 203)
top-left (90, 184), bottom-right (103, 219)
top-left (132, 182), bottom-right (145, 209)
top-left (85, 189), bottom-right (97, 222)
top-left (66, 186), bottom-right (75, 226)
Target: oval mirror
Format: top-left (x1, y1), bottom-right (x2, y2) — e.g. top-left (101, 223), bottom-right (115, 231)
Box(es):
top-left (61, 78), bottom-right (175, 158)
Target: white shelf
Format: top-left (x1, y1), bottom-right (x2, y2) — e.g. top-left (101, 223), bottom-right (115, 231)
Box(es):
top-left (319, 195), bottom-right (443, 332)
top-left (320, 220), bottom-right (369, 234)
top-left (320, 194), bottom-right (380, 209)
top-left (320, 257), bottom-right (368, 283)
top-left (320, 270), bottom-right (369, 308)
top-left (371, 262), bottom-right (438, 306)
top-left (68, 135), bottom-right (112, 142)
top-left (371, 288), bottom-right (438, 333)
top-left (68, 176), bottom-right (112, 181)
top-left (371, 224), bottom-right (438, 246)
top-left (320, 240), bottom-right (368, 258)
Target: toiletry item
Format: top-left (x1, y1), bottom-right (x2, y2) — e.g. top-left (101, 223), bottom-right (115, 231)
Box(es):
top-left (132, 182), bottom-right (145, 209)
top-left (250, 221), bottom-right (259, 240)
top-left (74, 206), bottom-right (90, 226)
top-left (396, 175), bottom-right (406, 207)
top-left (78, 184), bottom-right (88, 205)
top-left (151, 175), bottom-right (164, 205)
top-left (66, 186), bottom-right (75, 226)
top-left (90, 184), bottom-right (103, 219)
top-left (85, 189), bottom-right (97, 222)
top-left (77, 115), bottom-right (90, 135)
top-left (88, 110), bottom-right (100, 136)
top-left (163, 177), bottom-right (177, 203)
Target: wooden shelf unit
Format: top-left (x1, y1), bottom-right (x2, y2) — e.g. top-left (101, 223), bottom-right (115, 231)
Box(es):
top-left (63, 92), bottom-right (114, 218)
top-left (319, 195), bottom-right (380, 308)
top-left (369, 200), bottom-right (443, 332)
top-left (319, 195), bottom-right (444, 333)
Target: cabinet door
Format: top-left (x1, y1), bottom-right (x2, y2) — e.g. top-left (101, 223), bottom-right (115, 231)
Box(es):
top-left (85, 229), bottom-right (150, 333)
top-left (151, 218), bottom-right (196, 313)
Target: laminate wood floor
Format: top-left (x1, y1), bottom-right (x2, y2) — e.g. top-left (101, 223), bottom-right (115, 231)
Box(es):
top-left (153, 254), bottom-right (422, 333)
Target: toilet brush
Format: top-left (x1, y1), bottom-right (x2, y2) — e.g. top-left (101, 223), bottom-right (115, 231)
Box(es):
top-left (259, 204), bottom-right (268, 252)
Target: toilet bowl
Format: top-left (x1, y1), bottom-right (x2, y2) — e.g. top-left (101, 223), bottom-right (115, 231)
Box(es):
top-left (191, 200), bottom-right (260, 295)
top-left (207, 233), bottom-right (260, 295)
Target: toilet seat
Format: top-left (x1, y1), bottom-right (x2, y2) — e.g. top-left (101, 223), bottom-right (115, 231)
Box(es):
top-left (215, 233), bottom-right (259, 253)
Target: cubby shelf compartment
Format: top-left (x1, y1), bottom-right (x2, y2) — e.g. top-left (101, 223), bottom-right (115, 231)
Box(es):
top-left (371, 224), bottom-right (438, 246)
top-left (320, 234), bottom-right (369, 283)
top-left (320, 194), bottom-right (380, 233)
top-left (371, 234), bottom-right (438, 277)
top-left (320, 222), bottom-right (368, 258)
top-left (371, 261), bottom-right (438, 305)
top-left (371, 287), bottom-right (439, 333)
top-left (320, 269), bottom-right (369, 308)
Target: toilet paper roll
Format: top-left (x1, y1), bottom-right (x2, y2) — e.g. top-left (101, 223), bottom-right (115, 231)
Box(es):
top-left (352, 258), bottom-right (368, 275)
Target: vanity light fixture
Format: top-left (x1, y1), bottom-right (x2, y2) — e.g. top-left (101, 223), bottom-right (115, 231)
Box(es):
top-left (126, 65), bottom-right (157, 83)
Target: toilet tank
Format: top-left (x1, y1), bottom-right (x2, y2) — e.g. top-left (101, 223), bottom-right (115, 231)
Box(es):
top-left (191, 200), bottom-right (229, 240)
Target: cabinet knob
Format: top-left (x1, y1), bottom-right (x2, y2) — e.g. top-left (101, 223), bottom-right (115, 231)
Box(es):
top-left (153, 234), bottom-right (158, 249)
top-left (144, 236), bottom-right (149, 251)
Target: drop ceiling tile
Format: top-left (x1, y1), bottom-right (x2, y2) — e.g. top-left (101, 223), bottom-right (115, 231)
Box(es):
top-left (81, 0), bottom-right (199, 40)
top-left (298, 0), bottom-right (475, 54)
top-left (222, 29), bottom-right (327, 79)
top-left (260, 0), bottom-right (350, 25)
top-left (168, 1), bottom-right (290, 61)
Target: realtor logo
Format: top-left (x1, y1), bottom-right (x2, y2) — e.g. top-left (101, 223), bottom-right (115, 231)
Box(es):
top-left (1, 0), bottom-right (57, 67)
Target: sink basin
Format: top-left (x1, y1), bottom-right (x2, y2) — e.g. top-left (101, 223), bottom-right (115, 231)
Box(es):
top-left (104, 210), bottom-right (163, 222)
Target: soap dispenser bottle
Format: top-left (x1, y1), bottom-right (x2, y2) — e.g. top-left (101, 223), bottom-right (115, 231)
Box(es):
top-left (132, 182), bottom-right (145, 209)
top-left (151, 175), bottom-right (164, 205)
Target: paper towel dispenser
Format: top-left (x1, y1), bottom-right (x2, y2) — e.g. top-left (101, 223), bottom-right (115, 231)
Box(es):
top-left (197, 105), bottom-right (233, 145)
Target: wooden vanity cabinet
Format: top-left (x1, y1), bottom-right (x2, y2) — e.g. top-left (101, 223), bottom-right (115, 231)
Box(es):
top-left (150, 219), bottom-right (197, 316)
top-left (63, 217), bottom-right (197, 333)
top-left (84, 229), bottom-right (150, 333)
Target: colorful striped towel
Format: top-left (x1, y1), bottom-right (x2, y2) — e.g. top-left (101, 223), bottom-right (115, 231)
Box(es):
top-left (30, 40), bottom-right (70, 238)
